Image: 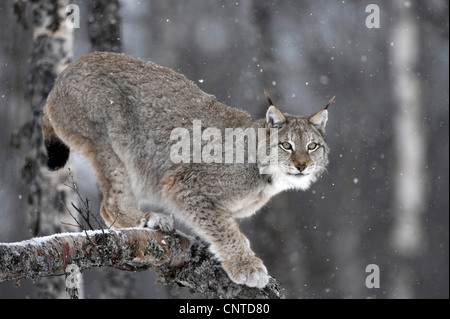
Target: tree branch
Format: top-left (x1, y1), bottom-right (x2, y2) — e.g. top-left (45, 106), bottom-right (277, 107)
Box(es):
top-left (0, 227), bottom-right (284, 299)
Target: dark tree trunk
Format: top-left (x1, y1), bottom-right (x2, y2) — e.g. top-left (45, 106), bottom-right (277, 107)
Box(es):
top-left (88, 0), bottom-right (122, 53)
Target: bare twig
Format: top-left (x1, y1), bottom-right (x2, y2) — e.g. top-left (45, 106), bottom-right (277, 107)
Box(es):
top-left (59, 194), bottom-right (97, 250)
top-left (60, 222), bottom-right (83, 229)
top-left (62, 168), bottom-right (106, 234)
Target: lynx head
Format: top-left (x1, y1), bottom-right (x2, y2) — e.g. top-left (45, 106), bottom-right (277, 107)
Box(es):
top-left (262, 91), bottom-right (334, 191)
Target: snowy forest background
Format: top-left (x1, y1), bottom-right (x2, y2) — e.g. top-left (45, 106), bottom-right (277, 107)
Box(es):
top-left (0, 0), bottom-right (448, 298)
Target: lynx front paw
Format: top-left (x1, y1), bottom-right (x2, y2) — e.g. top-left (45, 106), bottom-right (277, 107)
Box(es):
top-left (139, 212), bottom-right (173, 231)
top-left (222, 256), bottom-right (269, 289)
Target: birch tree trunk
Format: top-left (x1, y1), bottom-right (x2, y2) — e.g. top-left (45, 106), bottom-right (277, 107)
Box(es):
top-left (390, 0), bottom-right (426, 298)
top-left (19, 0), bottom-right (76, 298)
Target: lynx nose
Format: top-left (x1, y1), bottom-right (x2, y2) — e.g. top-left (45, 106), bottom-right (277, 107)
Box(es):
top-left (295, 162), bottom-right (307, 172)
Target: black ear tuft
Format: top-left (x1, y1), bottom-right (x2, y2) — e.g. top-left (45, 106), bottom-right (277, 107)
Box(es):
top-left (264, 90), bottom-right (274, 106)
top-left (324, 96), bottom-right (336, 110)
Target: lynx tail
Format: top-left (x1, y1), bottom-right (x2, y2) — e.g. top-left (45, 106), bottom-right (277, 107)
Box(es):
top-left (42, 107), bottom-right (70, 171)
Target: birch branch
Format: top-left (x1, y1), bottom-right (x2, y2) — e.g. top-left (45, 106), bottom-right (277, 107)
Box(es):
top-left (0, 228), bottom-right (284, 299)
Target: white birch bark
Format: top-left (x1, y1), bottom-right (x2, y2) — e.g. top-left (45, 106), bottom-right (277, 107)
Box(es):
top-left (24, 0), bottom-right (77, 298)
top-left (390, 0), bottom-right (426, 298)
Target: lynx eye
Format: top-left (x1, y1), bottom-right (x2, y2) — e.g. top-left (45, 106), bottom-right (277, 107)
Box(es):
top-left (307, 142), bottom-right (319, 151)
top-left (280, 142), bottom-right (292, 150)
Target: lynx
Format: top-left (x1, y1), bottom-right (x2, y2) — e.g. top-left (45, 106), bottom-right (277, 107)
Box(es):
top-left (42, 52), bottom-right (333, 288)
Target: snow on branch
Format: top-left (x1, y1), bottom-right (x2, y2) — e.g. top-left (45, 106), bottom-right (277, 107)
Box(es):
top-left (0, 227), bottom-right (284, 299)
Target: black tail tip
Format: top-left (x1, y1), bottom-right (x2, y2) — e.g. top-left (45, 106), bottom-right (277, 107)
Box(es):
top-left (45, 138), bottom-right (70, 171)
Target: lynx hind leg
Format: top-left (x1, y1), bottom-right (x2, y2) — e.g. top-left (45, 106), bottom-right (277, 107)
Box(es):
top-left (79, 144), bottom-right (147, 228)
top-left (98, 165), bottom-right (146, 228)
top-left (94, 152), bottom-right (173, 230)
top-left (99, 169), bottom-right (173, 229)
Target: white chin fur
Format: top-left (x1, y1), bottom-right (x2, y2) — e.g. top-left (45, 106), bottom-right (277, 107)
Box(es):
top-left (265, 168), bottom-right (316, 193)
top-left (275, 173), bottom-right (314, 191)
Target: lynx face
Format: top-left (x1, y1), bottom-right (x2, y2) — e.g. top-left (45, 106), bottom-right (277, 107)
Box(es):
top-left (273, 116), bottom-right (329, 190)
top-left (264, 102), bottom-right (330, 191)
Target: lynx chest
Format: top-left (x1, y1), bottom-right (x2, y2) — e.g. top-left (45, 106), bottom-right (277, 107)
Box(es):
top-left (228, 184), bottom-right (279, 219)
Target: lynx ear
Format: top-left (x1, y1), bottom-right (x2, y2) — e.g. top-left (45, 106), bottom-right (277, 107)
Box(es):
top-left (309, 109), bottom-right (328, 135)
top-left (264, 90), bottom-right (286, 128)
top-left (266, 105), bottom-right (286, 128)
top-left (309, 96), bottom-right (335, 135)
